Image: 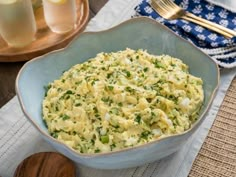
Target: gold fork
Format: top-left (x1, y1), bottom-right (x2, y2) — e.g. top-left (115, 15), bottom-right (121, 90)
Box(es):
top-left (150, 0), bottom-right (236, 38)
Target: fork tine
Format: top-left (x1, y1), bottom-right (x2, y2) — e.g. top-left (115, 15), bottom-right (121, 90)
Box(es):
top-left (161, 0), bottom-right (182, 13)
top-left (150, 1), bottom-right (168, 17)
top-left (165, 0), bottom-right (179, 9)
top-left (164, 0), bottom-right (178, 12)
top-left (159, 0), bottom-right (172, 11)
top-left (151, 0), bottom-right (177, 19)
top-left (157, 1), bottom-right (172, 13)
top-left (152, 0), bottom-right (171, 13)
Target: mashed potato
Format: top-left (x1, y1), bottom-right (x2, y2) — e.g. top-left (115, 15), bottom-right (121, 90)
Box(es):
top-left (42, 48), bottom-right (204, 153)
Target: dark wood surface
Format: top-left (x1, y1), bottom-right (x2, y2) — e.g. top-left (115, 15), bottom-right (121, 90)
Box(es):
top-left (0, 0), bottom-right (108, 108)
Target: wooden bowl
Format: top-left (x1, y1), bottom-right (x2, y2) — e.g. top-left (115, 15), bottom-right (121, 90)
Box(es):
top-left (13, 152), bottom-right (76, 177)
top-left (0, 0), bottom-right (89, 62)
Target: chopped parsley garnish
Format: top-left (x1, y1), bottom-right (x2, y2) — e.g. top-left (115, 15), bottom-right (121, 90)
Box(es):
top-left (65, 90), bottom-right (73, 94)
top-left (153, 60), bottom-right (165, 68)
top-left (118, 102), bottom-right (123, 107)
top-left (75, 103), bottom-right (82, 107)
top-left (61, 114), bottom-right (70, 121)
top-left (134, 114), bottom-right (141, 124)
top-left (143, 67), bottom-right (149, 72)
top-left (75, 80), bottom-right (83, 85)
top-left (109, 107), bottom-right (119, 115)
top-left (123, 69), bottom-right (131, 78)
top-left (110, 143), bottom-right (116, 150)
top-left (125, 86), bottom-right (135, 94)
top-left (51, 132), bottom-right (58, 138)
top-left (107, 85), bottom-right (114, 91)
top-left (141, 131), bottom-right (151, 140)
top-left (44, 84), bottom-right (51, 97)
top-left (107, 73), bottom-right (113, 79)
top-left (94, 148), bottom-right (101, 153)
top-left (101, 97), bottom-right (113, 105)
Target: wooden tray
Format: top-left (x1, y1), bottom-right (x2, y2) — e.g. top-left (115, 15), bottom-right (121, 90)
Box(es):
top-left (0, 0), bottom-right (89, 62)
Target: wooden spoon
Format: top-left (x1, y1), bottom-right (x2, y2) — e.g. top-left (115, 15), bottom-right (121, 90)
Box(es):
top-left (14, 152), bottom-right (76, 177)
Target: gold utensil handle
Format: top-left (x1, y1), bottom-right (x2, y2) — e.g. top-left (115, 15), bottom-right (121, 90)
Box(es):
top-left (182, 15), bottom-right (233, 38)
top-left (186, 12), bottom-right (236, 38)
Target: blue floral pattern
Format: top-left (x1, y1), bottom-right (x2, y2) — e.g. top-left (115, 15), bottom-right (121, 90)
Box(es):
top-left (135, 0), bottom-right (236, 68)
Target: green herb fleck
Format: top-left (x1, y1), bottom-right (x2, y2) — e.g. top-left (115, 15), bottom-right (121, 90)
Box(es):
top-left (95, 148), bottom-right (101, 153)
top-left (75, 103), bottom-right (82, 107)
top-left (51, 131), bottom-right (59, 138)
top-left (123, 69), bottom-right (131, 78)
top-left (91, 139), bottom-right (95, 145)
top-left (101, 97), bottom-right (110, 102)
top-left (43, 119), bottom-right (48, 128)
top-left (101, 97), bottom-right (113, 105)
top-left (113, 125), bottom-right (120, 129)
top-left (95, 114), bottom-right (100, 118)
top-left (110, 143), bottom-right (116, 150)
top-left (65, 90), bottom-right (73, 94)
top-left (61, 114), bottom-right (70, 121)
top-left (134, 114), bottom-right (141, 124)
top-left (107, 73), bottom-right (113, 79)
top-left (153, 60), bottom-right (165, 68)
top-left (100, 135), bottom-right (109, 144)
top-left (125, 86), bottom-right (135, 94)
top-left (151, 111), bottom-right (156, 117)
top-left (75, 81), bottom-right (83, 85)
top-left (109, 107), bottom-right (119, 115)
top-left (55, 105), bottom-right (59, 111)
top-left (118, 102), bottom-right (123, 107)
top-left (91, 79), bottom-right (99, 86)
top-left (143, 67), bottom-right (149, 72)
top-left (107, 85), bottom-right (114, 91)
top-left (44, 84), bottom-right (51, 97)
top-left (91, 80), bottom-right (96, 86)
top-left (141, 131), bottom-right (151, 139)
top-left (96, 127), bottom-right (101, 133)
top-left (146, 98), bottom-right (152, 103)
top-left (93, 107), bottom-right (98, 113)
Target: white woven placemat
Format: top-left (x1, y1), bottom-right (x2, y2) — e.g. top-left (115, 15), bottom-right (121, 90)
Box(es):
top-left (0, 0), bottom-right (236, 177)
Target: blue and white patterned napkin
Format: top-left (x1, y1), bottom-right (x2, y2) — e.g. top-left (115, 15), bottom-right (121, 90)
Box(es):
top-left (135, 0), bottom-right (236, 68)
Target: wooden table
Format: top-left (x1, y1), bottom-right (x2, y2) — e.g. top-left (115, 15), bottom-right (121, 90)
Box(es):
top-left (0, 0), bottom-right (108, 108)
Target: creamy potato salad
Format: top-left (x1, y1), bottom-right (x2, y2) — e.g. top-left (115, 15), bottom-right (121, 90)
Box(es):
top-left (43, 48), bottom-right (204, 153)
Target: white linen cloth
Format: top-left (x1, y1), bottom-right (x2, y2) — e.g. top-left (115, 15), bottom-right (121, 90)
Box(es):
top-left (0, 0), bottom-right (236, 177)
top-left (206, 0), bottom-right (236, 13)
